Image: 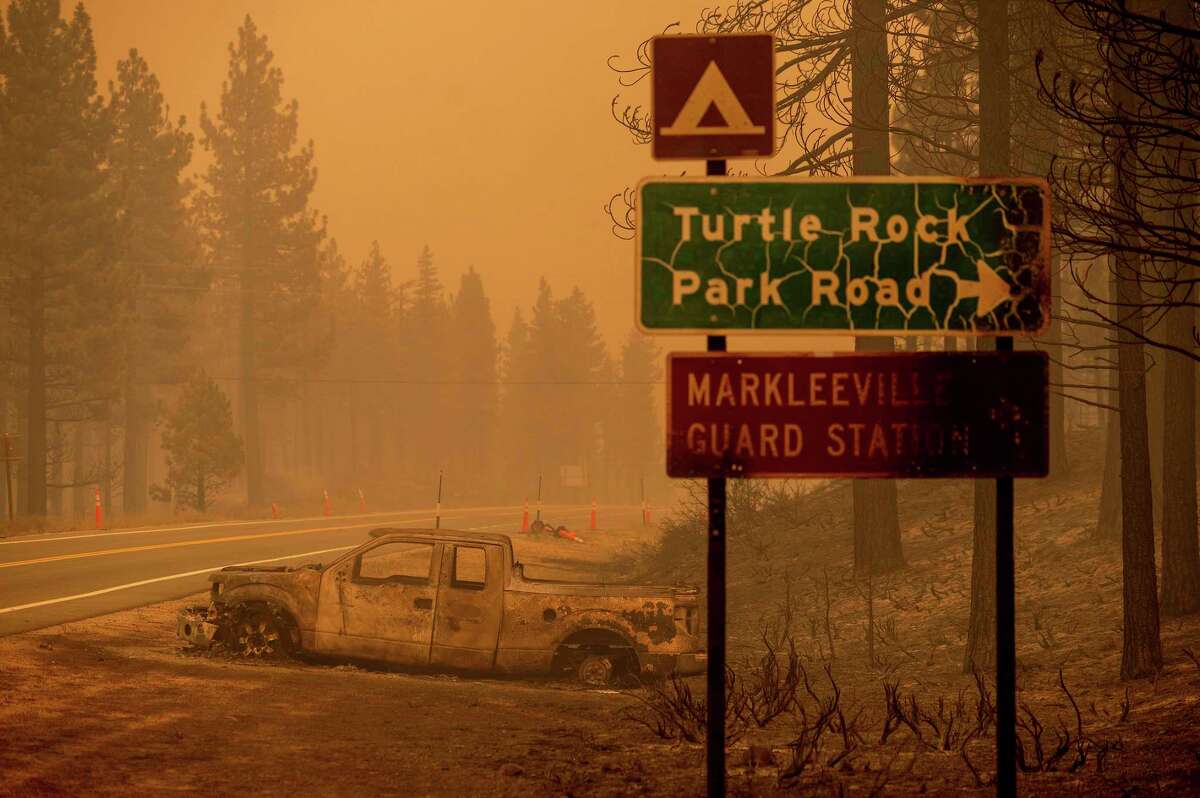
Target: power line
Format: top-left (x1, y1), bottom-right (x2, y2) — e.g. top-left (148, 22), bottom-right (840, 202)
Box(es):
top-left (137, 377), bottom-right (665, 386)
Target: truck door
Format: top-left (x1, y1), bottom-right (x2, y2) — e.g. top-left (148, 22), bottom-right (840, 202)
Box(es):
top-left (313, 538), bottom-right (441, 665)
top-left (430, 543), bottom-right (504, 671)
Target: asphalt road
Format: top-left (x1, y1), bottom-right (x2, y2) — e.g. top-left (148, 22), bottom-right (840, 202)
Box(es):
top-left (0, 503), bottom-right (623, 636)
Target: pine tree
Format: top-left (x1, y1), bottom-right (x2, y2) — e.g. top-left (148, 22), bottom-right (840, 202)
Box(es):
top-left (197, 15), bottom-right (324, 507)
top-left (547, 287), bottom-right (608, 498)
top-left (612, 330), bottom-right (660, 501)
top-left (0, 0), bottom-right (115, 516)
top-left (498, 307), bottom-right (534, 498)
top-left (302, 238), bottom-right (351, 482)
top-left (516, 278), bottom-right (559, 488)
top-left (352, 241), bottom-right (396, 475)
top-left (447, 268), bottom-right (498, 499)
top-left (108, 48), bottom-right (198, 515)
top-left (354, 241), bottom-right (396, 325)
top-left (401, 245), bottom-right (448, 488)
top-left (155, 371), bottom-right (243, 512)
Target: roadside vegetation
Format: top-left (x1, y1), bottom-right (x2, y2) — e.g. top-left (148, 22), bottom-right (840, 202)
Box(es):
top-left (620, 429), bottom-right (1200, 794)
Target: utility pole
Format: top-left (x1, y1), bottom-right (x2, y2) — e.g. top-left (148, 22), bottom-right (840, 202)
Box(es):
top-left (435, 469), bottom-right (444, 529)
top-left (640, 473), bottom-right (648, 527)
top-left (536, 472), bottom-right (543, 521)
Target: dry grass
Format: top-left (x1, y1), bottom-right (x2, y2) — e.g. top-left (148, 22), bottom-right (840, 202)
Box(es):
top-left (624, 429), bottom-right (1200, 795)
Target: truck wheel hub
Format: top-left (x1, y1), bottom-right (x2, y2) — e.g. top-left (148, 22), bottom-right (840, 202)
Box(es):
top-left (239, 620), bottom-right (279, 657)
top-left (578, 655), bottom-right (613, 686)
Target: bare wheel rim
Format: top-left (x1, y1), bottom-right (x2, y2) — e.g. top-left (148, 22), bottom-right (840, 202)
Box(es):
top-left (578, 655), bottom-right (613, 686)
top-left (238, 616), bottom-right (281, 657)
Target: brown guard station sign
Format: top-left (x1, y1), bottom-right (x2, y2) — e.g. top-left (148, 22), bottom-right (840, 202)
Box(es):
top-left (652, 34), bottom-right (775, 159)
top-left (668, 351), bottom-right (1049, 479)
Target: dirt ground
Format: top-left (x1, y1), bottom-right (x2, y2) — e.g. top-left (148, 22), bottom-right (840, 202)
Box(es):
top-left (2, 451), bottom-right (1200, 796)
top-left (0, 524), bottom-right (713, 798)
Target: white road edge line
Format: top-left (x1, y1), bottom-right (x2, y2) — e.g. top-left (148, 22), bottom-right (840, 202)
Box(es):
top-left (0, 518), bottom-right (580, 616)
top-left (0, 504), bottom-right (619, 547)
top-left (0, 546), bottom-right (357, 616)
top-left (0, 505), bottom-right (546, 547)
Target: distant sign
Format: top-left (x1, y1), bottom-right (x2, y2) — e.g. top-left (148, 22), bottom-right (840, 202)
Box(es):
top-left (652, 34), bottom-right (775, 159)
top-left (667, 352), bottom-right (1048, 478)
top-left (560, 465), bottom-right (586, 488)
top-left (637, 177), bottom-right (1051, 335)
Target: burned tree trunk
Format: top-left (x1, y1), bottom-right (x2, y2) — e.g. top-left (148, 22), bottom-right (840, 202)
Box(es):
top-left (71, 422), bottom-right (87, 519)
top-left (964, 0), bottom-right (1010, 675)
top-left (1095, 266), bottom-right (1122, 540)
top-left (240, 275), bottom-right (263, 508)
top-left (1096, 391), bottom-right (1122, 540)
top-left (964, 453), bottom-right (997, 672)
top-left (1146, 343), bottom-right (1164, 523)
top-left (1112, 148), bottom-right (1162, 679)
top-left (196, 467), bottom-right (207, 514)
top-left (1049, 253), bottom-right (1069, 475)
top-left (850, 0), bottom-right (903, 576)
top-left (1154, 0), bottom-right (1200, 618)
top-left (1114, 245), bottom-right (1162, 678)
top-left (1109, 0), bottom-right (1166, 679)
top-left (26, 271), bottom-right (47, 516)
top-left (1159, 299), bottom-right (1199, 616)
top-left (122, 363), bottom-right (149, 515)
top-left (48, 421), bottom-right (62, 516)
top-left (101, 415), bottom-right (113, 517)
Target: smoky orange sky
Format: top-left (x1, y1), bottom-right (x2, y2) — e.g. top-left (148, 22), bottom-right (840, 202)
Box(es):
top-left (83, 0), bottom-right (716, 351)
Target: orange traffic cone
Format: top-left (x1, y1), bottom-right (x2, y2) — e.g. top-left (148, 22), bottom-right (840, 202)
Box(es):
top-left (589, 497), bottom-right (597, 531)
top-left (358, 488), bottom-right (366, 513)
top-left (520, 498), bottom-right (530, 532)
top-left (642, 499), bottom-right (651, 526)
top-left (93, 486), bottom-right (103, 529)
top-left (271, 502), bottom-right (280, 519)
top-left (558, 527), bottom-right (583, 543)
top-left (322, 489), bottom-right (332, 517)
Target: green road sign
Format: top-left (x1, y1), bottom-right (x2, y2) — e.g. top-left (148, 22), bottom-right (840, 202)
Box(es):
top-left (636, 177), bottom-right (1051, 335)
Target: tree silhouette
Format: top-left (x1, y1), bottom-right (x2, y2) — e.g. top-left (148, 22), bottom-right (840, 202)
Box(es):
top-left (197, 15), bottom-right (325, 507)
top-left (108, 48), bottom-right (199, 515)
top-left (156, 371), bottom-right (243, 512)
top-left (0, 0), bottom-right (115, 516)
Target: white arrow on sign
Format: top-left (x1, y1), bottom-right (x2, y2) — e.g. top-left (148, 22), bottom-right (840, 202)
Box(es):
top-left (960, 260), bottom-right (1014, 317)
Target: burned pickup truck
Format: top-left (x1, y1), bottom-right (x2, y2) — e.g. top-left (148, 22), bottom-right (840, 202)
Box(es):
top-left (178, 528), bottom-right (705, 685)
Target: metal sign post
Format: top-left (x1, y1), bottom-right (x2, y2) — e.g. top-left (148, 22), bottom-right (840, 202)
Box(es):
top-left (704, 157), bottom-right (727, 798)
top-left (996, 336), bottom-right (1016, 798)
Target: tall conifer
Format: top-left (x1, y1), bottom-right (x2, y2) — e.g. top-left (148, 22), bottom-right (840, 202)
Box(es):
top-left (108, 48), bottom-right (198, 514)
top-left (0, 0), bottom-right (114, 515)
top-left (401, 245), bottom-right (448, 487)
top-left (197, 15), bottom-right (324, 506)
top-left (447, 268), bottom-right (498, 497)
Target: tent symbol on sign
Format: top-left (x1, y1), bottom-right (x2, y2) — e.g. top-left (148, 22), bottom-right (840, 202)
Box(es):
top-left (660, 62), bottom-right (766, 137)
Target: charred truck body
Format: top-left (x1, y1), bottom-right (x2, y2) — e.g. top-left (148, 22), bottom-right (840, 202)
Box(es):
top-left (178, 529), bottom-right (705, 685)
